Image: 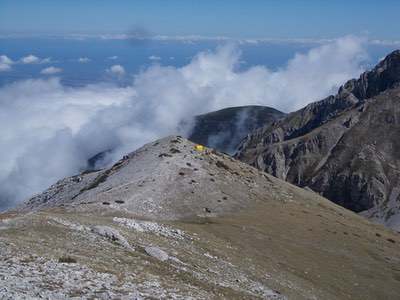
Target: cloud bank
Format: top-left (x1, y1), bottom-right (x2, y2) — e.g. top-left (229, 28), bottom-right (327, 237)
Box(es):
top-left (0, 36), bottom-right (369, 210)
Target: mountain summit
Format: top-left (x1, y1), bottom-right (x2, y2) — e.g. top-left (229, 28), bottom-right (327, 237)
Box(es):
top-left (236, 50), bottom-right (400, 230)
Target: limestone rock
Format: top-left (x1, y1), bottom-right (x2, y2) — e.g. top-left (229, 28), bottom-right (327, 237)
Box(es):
top-left (144, 246), bottom-right (169, 261)
top-left (91, 225), bottom-right (134, 251)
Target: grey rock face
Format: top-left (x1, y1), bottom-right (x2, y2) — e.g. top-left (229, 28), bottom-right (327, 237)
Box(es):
top-left (236, 50), bottom-right (400, 230)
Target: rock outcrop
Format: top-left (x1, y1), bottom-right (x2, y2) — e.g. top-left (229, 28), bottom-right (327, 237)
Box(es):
top-left (236, 50), bottom-right (400, 230)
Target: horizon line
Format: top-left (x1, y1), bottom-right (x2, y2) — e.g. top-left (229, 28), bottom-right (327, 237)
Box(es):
top-left (1, 33), bottom-right (400, 46)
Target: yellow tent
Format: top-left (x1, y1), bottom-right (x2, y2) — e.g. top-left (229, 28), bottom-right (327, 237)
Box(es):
top-left (194, 144), bottom-right (205, 151)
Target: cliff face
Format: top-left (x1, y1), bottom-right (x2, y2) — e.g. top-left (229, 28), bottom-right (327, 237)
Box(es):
top-left (188, 105), bottom-right (285, 154)
top-left (236, 50), bottom-right (400, 230)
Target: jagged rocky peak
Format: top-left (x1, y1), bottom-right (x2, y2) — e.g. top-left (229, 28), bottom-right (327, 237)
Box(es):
top-left (237, 49), bottom-right (400, 148)
top-left (235, 50), bottom-right (400, 231)
top-left (340, 49), bottom-right (400, 100)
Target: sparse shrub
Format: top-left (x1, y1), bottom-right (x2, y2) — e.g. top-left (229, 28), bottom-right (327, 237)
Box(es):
top-left (58, 256), bottom-right (77, 263)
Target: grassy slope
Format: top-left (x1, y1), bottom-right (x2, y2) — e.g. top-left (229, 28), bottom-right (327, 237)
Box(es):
top-left (1, 186), bottom-right (399, 299)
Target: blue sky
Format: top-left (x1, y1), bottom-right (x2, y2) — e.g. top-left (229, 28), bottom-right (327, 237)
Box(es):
top-left (0, 0), bottom-right (399, 39)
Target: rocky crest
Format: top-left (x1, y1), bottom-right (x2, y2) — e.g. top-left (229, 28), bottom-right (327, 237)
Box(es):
top-left (19, 135), bottom-right (294, 220)
top-left (236, 50), bottom-right (400, 230)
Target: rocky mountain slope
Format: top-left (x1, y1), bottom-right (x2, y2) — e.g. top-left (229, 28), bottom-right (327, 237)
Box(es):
top-left (236, 50), bottom-right (400, 230)
top-left (1, 136), bottom-right (400, 299)
top-left (189, 106), bottom-right (285, 154)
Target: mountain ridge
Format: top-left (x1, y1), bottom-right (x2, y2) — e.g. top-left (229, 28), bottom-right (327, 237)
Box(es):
top-left (235, 50), bottom-right (400, 230)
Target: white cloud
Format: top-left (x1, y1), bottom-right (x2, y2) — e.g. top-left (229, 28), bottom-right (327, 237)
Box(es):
top-left (0, 64), bottom-right (11, 72)
top-left (20, 54), bottom-right (52, 64)
top-left (78, 57), bottom-right (91, 63)
top-left (40, 66), bottom-right (63, 75)
top-left (0, 55), bottom-right (13, 65)
top-left (108, 56), bottom-right (118, 60)
top-left (0, 55), bottom-right (14, 71)
top-left (0, 36), bottom-right (369, 210)
top-left (149, 55), bottom-right (161, 61)
top-left (21, 55), bottom-right (40, 64)
top-left (107, 64), bottom-right (125, 76)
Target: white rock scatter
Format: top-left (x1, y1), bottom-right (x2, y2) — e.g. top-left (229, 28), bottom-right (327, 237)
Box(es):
top-left (0, 256), bottom-right (141, 300)
top-left (113, 217), bottom-right (188, 240)
top-left (91, 225), bottom-right (134, 251)
top-left (144, 246), bottom-right (169, 262)
top-left (50, 216), bottom-right (90, 232)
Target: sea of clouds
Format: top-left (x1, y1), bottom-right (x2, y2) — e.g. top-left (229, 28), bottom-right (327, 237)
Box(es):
top-left (0, 36), bottom-right (369, 209)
